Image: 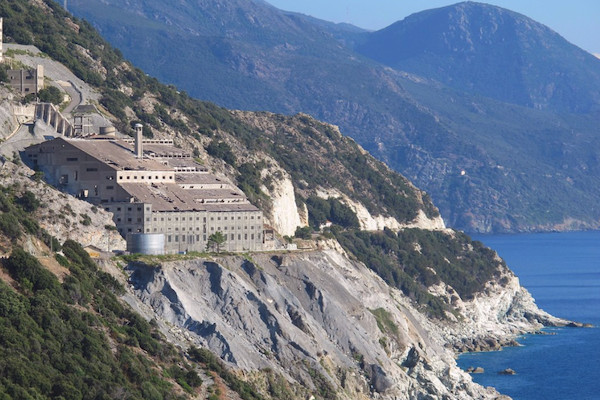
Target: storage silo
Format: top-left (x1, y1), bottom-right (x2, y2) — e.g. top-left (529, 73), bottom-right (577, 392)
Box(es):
top-left (126, 233), bottom-right (165, 255)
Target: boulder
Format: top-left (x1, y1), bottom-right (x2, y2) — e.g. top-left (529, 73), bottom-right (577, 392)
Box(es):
top-left (498, 368), bottom-right (516, 375)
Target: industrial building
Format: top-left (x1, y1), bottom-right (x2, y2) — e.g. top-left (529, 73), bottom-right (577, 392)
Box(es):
top-left (24, 125), bottom-right (264, 253)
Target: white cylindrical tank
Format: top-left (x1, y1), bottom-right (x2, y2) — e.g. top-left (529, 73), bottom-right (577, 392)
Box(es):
top-left (126, 233), bottom-right (165, 255)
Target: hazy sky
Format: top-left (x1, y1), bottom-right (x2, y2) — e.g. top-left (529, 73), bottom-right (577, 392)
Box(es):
top-left (266, 1), bottom-right (600, 55)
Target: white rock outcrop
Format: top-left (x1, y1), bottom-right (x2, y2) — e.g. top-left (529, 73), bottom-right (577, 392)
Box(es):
top-left (261, 164), bottom-right (306, 236)
top-left (315, 187), bottom-right (445, 231)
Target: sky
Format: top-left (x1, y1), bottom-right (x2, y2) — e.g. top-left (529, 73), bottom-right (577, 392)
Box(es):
top-left (265, 0), bottom-right (600, 55)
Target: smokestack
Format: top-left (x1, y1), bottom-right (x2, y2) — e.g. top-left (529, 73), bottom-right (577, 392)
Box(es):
top-left (135, 123), bottom-right (143, 158)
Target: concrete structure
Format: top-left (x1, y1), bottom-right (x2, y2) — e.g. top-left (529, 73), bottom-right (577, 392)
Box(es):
top-left (35, 102), bottom-right (74, 136)
top-left (8, 65), bottom-right (44, 95)
top-left (24, 136), bottom-right (264, 253)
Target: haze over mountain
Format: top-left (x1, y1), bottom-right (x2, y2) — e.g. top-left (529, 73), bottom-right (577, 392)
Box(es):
top-left (68, 0), bottom-right (600, 233)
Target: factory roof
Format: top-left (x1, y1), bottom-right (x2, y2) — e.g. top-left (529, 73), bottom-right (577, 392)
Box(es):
top-left (175, 173), bottom-right (229, 185)
top-left (65, 138), bottom-right (171, 171)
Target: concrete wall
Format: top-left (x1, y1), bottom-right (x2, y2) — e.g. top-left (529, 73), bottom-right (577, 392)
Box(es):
top-left (8, 66), bottom-right (43, 95)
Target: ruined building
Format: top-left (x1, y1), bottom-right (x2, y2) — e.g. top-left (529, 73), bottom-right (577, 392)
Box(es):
top-left (24, 125), bottom-right (264, 253)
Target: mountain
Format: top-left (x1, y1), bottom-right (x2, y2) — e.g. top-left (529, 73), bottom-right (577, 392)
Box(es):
top-left (66, 0), bottom-right (600, 233)
top-left (0, 1), bottom-right (582, 398)
top-left (356, 1), bottom-right (600, 113)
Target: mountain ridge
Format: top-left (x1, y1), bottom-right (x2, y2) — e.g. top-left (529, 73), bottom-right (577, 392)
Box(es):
top-left (357, 1), bottom-right (600, 112)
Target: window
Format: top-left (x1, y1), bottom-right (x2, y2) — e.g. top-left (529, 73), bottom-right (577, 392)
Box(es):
top-left (106, 185), bottom-right (114, 190)
top-left (175, 235), bottom-right (179, 242)
top-left (182, 236), bottom-right (186, 242)
top-left (105, 207), bottom-right (110, 212)
top-left (245, 234), bottom-right (248, 240)
top-left (238, 234), bottom-right (241, 240)
top-left (168, 235), bottom-right (172, 243)
top-left (119, 176), bottom-right (123, 180)
top-left (127, 218), bottom-right (132, 222)
top-left (251, 234), bottom-right (254, 240)
top-left (117, 218), bottom-right (121, 222)
top-left (137, 207), bottom-right (142, 211)
top-left (230, 234), bottom-right (234, 240)
top-left (128, 207), bottom-right (132, 212)
top-left (86, 167), bottom-right (98, 172)
top-left (117, 207), bottom-right (121, 211)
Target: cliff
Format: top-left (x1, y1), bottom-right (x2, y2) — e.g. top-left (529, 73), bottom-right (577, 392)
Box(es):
top-left (117, 249), bottom-right (564, 399)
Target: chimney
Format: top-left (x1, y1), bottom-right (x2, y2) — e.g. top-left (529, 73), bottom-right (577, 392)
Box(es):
top-left (135, 123), bottom-right (143, 158)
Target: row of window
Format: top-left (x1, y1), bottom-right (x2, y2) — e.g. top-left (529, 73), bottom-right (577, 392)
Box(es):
top-left (118, 175), bottom-right (173, 180)
top-left (165, 233), bottom-right (260, 243)
top-left (147, 215), bottom-right (260, 222)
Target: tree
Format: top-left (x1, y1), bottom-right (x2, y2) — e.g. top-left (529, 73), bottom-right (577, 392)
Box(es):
top-left (206, 231), bottom-right (226, 253)
top-left (38, 86), bottom-right (64, 105)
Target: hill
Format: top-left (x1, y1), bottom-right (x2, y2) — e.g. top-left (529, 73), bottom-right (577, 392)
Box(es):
top-left (67, 0), bottom-right (600, 233)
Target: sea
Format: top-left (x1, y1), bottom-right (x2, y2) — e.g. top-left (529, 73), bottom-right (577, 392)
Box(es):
top-left (457, 231), bottom-right (600, 399)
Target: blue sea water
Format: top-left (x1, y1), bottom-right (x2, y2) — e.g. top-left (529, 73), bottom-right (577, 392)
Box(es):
top-left (457, 231), bottom-right (600, 400)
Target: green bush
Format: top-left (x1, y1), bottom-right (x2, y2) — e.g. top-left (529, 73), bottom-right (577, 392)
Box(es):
top-left (37, 86), bottom-right (63, 105)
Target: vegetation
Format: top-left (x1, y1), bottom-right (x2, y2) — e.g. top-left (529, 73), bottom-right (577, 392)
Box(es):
top-left (304, 196), bottom-right (359, 230)
top-left (335, 228), bottom-right (507, 318)
top-left (0, 185), bottom-right (47, 244)
top-left (206, 231), bottom-right (227, 253)
top-left (0, 239), bottom-right (203, 399)
top-left (37, 85), bottom-right (64, 105)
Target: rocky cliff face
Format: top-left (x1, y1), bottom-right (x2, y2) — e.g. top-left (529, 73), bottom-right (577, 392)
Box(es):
top-left (0, 161), bottom-right (125, 251)
top-left (120, 248), bottom-right (561, 399)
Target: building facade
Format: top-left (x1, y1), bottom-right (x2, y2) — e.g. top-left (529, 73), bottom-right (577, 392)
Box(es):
top-left (25, 133), bottom-right (264, 253)
top-left (8, 65), bottom-right (44, 95)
